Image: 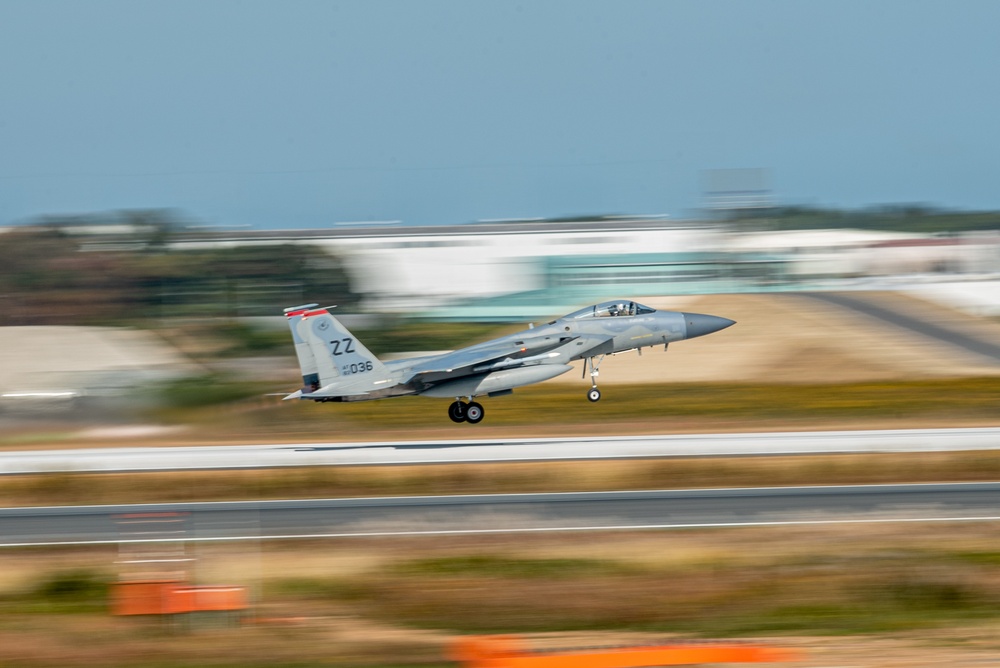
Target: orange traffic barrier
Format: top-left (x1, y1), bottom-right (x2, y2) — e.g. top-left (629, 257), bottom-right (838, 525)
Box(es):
top-left (451, 635), bottom-right (801, 668)
top-left (165, 586), bottom-right (248, 614)
top-left (111, 580), bottom-right (184, 616)
top-left (112, 580), bottom-right (248, 616)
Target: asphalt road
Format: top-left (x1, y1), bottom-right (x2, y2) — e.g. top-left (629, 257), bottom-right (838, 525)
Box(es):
top-left (3, 483), bottom-right (1000, 546)
top-left (5, 428), bottom-right (1000, 474)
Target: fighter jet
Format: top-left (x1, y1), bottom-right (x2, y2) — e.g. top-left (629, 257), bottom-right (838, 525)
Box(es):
top-left (283, 300), bottom-right (734, 424)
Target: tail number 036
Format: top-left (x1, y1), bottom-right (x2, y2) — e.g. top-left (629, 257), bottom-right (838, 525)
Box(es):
top-left (343, 361), bottom-right (374, 375)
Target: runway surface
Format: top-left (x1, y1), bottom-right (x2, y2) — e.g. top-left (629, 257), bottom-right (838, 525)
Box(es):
top-left (3, 482), bottom-right (1000, 546)
top-left (3, 427), bottom-right (1000, 475)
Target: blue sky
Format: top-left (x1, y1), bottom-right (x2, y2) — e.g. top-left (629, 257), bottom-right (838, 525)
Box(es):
top-left (2, 1), bottom-right (999, 228)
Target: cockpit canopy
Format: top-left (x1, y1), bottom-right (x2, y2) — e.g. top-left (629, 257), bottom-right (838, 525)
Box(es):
top-left (562, 300), bottom-right (657, 320)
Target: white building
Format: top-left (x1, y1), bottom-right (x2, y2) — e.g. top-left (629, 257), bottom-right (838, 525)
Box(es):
top-left (171, 217), bottom-right (723, 311)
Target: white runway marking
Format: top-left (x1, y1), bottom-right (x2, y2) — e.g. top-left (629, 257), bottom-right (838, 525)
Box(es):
top-left (2, 427), bottom-right (1000, 474)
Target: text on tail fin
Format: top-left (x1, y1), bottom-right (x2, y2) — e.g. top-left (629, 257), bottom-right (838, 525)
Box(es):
top-left (300, 309), bottom-right (393, 389)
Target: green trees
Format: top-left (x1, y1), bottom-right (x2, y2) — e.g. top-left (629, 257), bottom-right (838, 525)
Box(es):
top-left (732, 205), bottom-right (1000, 233)
top-left (0, 216), bottom-right (357, 325)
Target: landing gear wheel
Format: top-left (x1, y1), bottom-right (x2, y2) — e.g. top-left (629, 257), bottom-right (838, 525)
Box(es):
top-left (448, 400), bottom-right (467, 423)
top-left (587, 387), bottom-right (602, 402)
top-left (465, 401), bottom-right (485, 424)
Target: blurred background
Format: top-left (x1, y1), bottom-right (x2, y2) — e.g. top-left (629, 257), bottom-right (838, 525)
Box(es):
top-left (3, 178), bottom-right (1000, 429)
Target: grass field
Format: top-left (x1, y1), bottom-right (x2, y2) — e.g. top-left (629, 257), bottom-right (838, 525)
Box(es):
top-left (3, 377), bottom-right (999, 449)
top-left (4, 526), bottom-right (1000, 667)
top-left (128, 376), bottom-right (1000, 443)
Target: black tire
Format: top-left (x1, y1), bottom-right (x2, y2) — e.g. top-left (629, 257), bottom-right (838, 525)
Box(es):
top-left (448, 401), bottom-right (467, 423)
top-left (466, 401), bottom-right (485, 424)
top-left (587, 387), bottom-right (601, 402)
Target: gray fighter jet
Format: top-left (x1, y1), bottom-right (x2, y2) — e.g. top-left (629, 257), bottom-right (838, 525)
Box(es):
top-left (283, 300), bottom-right (734, 424)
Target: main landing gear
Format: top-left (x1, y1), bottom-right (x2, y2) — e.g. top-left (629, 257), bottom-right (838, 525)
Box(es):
top-left (584, 355), bottom-right (605, 402)
top-left (448, 399), bottom-right (484, 424)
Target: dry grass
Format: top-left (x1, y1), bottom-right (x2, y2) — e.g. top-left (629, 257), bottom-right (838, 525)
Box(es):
top-left (3, 377), bottom-right (1000, 453)
top-left (147, 377), bottom-right (1000, 441)
top-left (5, 450), bottom-right (1000, 508)
top-left (5, 526), bottom-right (1000, 666)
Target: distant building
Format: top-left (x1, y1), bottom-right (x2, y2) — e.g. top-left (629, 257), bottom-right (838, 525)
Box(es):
top-left (16, 214), bottom-right (998, 320)
top-left (167, 216), bottom-right (723, 312)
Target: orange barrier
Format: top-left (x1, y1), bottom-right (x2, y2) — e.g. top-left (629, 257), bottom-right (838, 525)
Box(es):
top-left (111, 580), bottom-right (183, 616)
top-left (112, 580), bottom-right (248, 616)
top-left (451, 635), bottom-right (801, 668)
top-left (165, 586), bottom-right (248, 614)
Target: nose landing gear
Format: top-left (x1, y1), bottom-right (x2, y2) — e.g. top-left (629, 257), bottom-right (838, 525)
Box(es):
top-left (584, 355), bottom-right (605, 402)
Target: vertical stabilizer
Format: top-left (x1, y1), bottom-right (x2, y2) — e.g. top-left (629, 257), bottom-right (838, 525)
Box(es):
top-left (299, 308), bottom-right (394, 390)
top-left (284, 304), bottom-right (320, 392)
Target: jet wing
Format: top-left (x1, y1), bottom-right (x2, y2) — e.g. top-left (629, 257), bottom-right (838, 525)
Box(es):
top-left (401, 334), bottom-right (580, 383)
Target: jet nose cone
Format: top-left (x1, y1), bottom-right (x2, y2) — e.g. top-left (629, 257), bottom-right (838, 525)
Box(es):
top-left (681, 313), bottom-right (736, 339)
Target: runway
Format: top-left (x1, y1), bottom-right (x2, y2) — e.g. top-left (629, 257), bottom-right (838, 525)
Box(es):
top-left (3, 482), bottom-right (1000, 546)
top-left (3, 427), bottom-right (1000, 475)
